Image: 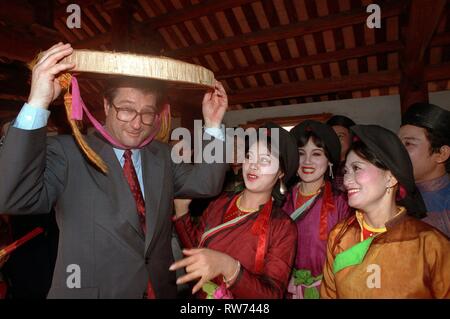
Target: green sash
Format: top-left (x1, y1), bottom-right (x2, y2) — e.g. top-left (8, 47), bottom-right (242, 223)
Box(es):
top-left (202, 281), bottom-right (218, 299)
top-left (289, 194), bottom-right (318, 221)
top-left (333, 237), bottom-right (374, 274)
top-left (292, 268), bottom-right (323, 299)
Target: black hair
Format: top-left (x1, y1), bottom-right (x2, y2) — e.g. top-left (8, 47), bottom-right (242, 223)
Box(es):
top-left (423, 127), bottom-right (450, 173)
top-left (350, 140), bottom-right (389, 170)
top-left (349, 140), bottom-right (407, 200)
top-left (296, 131), bottom-right (335, 180)
top-left (103, 77), bottom-right (166, 112)
top-left (326, 115), bottom-right (356, 129)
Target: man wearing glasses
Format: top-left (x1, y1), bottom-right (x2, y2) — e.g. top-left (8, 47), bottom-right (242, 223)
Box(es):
top-left (0, 43), bottom-right (229, 298)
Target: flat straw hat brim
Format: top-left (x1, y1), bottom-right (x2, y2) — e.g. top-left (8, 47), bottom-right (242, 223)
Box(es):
top-left (60, 50), bottom-right (215, 89)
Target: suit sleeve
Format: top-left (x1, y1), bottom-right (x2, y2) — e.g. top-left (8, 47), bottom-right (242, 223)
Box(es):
top-left (228, 217), bottom-right (297, 299)
top-left (0, 127), bottom-right (67, 215)
top-left (171, 132), bottom-right (228, 199)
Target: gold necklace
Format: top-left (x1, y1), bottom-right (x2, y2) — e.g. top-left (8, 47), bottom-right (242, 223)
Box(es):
top-left (298, 183), bottom-right (322, 197)
top-left (236, 196), bottom-right (260, 213)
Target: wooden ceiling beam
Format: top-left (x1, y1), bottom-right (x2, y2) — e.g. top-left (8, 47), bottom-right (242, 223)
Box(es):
top-left (54, 0), bottom-right (100, 18)
top-left (0, 26), bottom-right (58, 62)
top-left (139, 0), bottom-right (259, 30)
top-left (403, 0), bottom-right (447, 63)
top-left (68, 0), bottom-right (260, 50)
top-left (430, 32), bottom-right (450, 47)
top-left (217, 41), bottom-right (402, 80)
top-left (400, 0), bottom-right (446, 112)
top-left (228, 70), bottom-right (401, 105)
top-left (0, 0), bottom-right (34, 26)
top-left (228, 63), bottom-right (450, 105)
top-left (216, 32), bottom-right (450, 80)
top-left (425, 63), bottom-right (450, 82)
top-left (105, 0), bottom-right (132, 51)
top-left (167, 2), bottom-right (405, 58)
top-left (71, 32), bottom-right (111, 49)
top-left (30, 0), bottom-right (55, 28)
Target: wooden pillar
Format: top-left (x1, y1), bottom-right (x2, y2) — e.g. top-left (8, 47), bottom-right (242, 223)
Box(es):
top-left (104, 0), bottom-right (133, 51)
top-left (31, 0), bottom-right (55, 28)
top-left (400, 0), bottom-right (446, 113)
top-left (399, 63), bottom-right (428, 114)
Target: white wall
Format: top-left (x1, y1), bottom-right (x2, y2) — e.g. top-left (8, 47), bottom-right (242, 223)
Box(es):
top-left (224, 90), bottom-right (450, 133)
top-left (429, 91), bottom-right (450, 110)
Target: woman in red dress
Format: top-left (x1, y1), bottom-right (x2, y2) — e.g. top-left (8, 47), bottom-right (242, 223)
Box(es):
top-left (171, 123), bottom-right (298, 299)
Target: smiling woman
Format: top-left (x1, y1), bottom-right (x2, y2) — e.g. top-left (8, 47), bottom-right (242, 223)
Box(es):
top-left (283, 120), bottom-right (350, 299)
top-left (321, 125), bottom-right (450, 299)
top-left (171, 122), bottom-right (299, 299)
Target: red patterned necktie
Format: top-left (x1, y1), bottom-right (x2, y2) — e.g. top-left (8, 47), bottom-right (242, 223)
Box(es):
top-left (122, 149), bottom-right (155, 299)
top-left (123, 150), bottom-right (146, 233)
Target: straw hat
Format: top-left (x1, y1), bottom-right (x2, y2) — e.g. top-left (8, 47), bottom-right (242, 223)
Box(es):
top-left (29, 50), bottom-right (215, 173)
top-left (60, 49), bottom-right (215, 88)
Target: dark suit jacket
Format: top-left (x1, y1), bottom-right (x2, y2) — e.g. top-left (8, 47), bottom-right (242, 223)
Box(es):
top-left (0, 127), bottom-right (227, 298)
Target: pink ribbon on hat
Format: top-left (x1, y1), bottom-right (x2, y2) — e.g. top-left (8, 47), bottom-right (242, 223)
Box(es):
top-left (70, 76), bottom-right (168, 149)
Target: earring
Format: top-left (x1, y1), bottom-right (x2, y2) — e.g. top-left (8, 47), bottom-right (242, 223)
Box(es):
top-left (328, 162), bottom-right (334, 179)
top-left (386, 186), bottom-right (392, 194)
top-left (279, 179), bottom-right (287, 195)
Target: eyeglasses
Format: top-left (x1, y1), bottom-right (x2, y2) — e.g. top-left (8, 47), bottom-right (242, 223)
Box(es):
top-left (110, 103), bottom-right (157, 126)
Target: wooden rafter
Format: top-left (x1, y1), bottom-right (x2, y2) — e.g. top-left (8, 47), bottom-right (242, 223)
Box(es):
top-left (166, 2), bottom-right (405, 58)
top-left (217, 41), bottom-right (402, 79)
top-left (139, 0), bottom-right (259, 30)
top-left (400, 0), bottom-right (446, 112)
top-left (54, 0), bottom-right (101, 19)
top-left (228, 70), bottom-right (401, 105)
top-left (216, 32), bottom-right (450, 80)
top-left (228, 63), bottom-right (450, 105)
top-left (0, 0), bottom-right (34, 26)
top-left (0, 26), bottom-right (59, 62)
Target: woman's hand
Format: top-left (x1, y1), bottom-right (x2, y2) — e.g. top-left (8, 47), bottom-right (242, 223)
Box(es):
top-left (169, 248), bottom-right (239, 294)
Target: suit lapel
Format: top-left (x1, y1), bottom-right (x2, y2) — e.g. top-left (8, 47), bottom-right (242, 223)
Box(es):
top-left (141, 143), bottom-right (164, 253)
top-left (86, 133), bottom-right (145, 243)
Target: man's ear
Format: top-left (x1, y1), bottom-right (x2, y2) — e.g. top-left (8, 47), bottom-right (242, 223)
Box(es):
top-left (435, 145), bottom-right (450, 165)
top-left (104, 98), bottom-right (110, 117)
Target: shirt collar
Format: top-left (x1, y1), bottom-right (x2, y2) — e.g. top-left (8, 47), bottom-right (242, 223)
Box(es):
top-left (113, 148), bottom-right (141, 165)
top-left (416, 174), bottom-right (450, 193)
